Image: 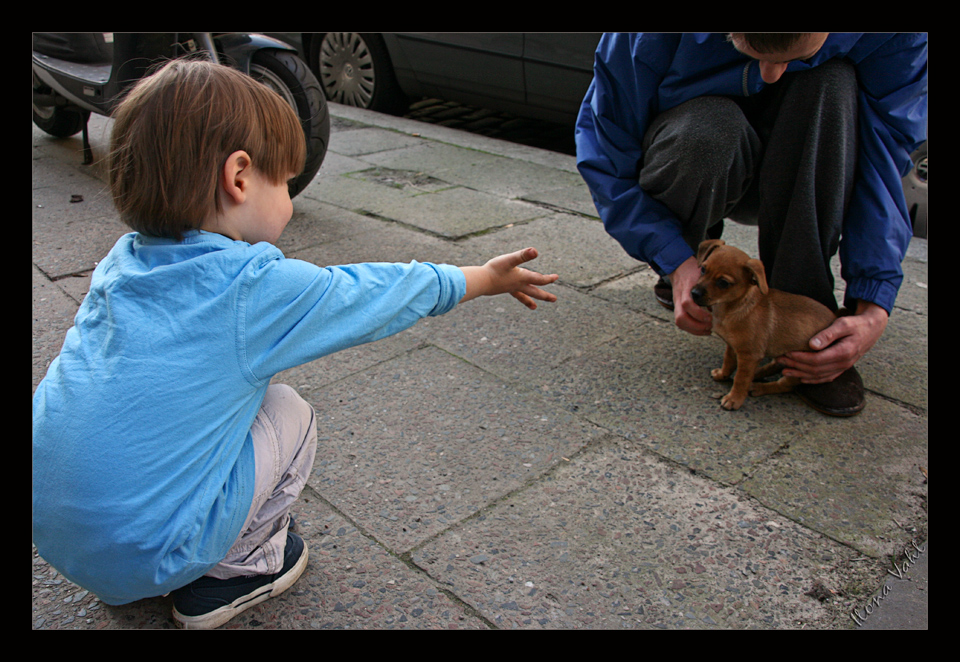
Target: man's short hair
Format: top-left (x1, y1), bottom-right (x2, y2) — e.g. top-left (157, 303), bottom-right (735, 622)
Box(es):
top-left (728, 33), bottom-right (808, 55)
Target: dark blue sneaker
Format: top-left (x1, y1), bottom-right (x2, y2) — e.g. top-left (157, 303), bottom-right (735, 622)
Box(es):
top-left (172, 531), bottom-right (308, 629)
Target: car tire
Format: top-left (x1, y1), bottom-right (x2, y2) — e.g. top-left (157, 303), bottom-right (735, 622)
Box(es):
top-left (903, 141), bottom-right (927, 239)
top-left (311, 33), bottom-right (408, 115)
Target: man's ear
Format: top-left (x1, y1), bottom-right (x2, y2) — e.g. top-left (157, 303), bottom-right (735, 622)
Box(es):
top-left (220, 150), bottom-right (253, 205)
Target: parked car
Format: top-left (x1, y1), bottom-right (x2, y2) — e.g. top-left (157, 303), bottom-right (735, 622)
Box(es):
top-left (270, 32), bottom-right (926, 239)
top-left (269, 33), bottom-right (600, 124)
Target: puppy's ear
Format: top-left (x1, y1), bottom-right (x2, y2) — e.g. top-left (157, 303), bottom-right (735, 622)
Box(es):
top-left (744, 258), bottom-right (769, 294)
top-left (697, 239), bottom-right (725, 266)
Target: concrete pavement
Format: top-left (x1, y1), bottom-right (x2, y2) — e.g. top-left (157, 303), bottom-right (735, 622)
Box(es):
top-left (32, 102), bottom-right (928, 629)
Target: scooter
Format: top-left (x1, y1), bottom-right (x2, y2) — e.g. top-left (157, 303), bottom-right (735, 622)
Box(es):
top-left (33, 32), bottom-right (329, 197)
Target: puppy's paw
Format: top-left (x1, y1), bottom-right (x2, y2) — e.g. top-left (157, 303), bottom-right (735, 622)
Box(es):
top-left (711, 368), bottom-right (731, 382)
top-left (720, 391), bottom-right (745, 410)
top-left (750, 377), bottom-right (796, 397)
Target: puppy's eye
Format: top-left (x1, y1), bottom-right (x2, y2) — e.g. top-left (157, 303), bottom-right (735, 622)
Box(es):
top-left (716, 278), bottom-right (730, 289)
top-left (700, 266), bottom-right (706, 275)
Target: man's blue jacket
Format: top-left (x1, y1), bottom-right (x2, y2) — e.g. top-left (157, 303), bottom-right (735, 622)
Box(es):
top-left (575, 33), bottom-right (927, 314)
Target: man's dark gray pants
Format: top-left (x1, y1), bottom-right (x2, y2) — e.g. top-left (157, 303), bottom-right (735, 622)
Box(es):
top-left (639, 59), bottom-right (858, 312)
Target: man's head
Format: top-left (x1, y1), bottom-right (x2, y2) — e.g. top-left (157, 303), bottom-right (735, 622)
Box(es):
top-left (728, 33), bottom-right (829, 84)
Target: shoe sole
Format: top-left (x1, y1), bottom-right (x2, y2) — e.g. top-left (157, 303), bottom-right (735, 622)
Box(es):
top-left (796, 391), bottom-right (865, 417)
top-left (655, 294), bottom-right (674, 311)
top-left (173, 540), bottom-right (309, 630)
top-left (653, 281), bottom-right (674, 311)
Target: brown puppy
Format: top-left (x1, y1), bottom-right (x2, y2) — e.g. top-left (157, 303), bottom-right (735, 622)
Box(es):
top-left (691, 239), bottom-right (837, 410)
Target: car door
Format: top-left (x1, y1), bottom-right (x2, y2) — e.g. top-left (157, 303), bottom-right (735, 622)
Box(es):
top-left (389, 33), bottom-right (525, 105)
top-left (522, 33), bottom-right (601, 120)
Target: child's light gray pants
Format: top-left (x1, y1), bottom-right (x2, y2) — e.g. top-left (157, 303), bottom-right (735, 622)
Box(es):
top-left (206, 383), bottom-right (317, 579)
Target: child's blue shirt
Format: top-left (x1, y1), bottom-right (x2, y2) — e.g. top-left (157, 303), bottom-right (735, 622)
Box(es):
top-left (32, 230), bottom-right (465, 605)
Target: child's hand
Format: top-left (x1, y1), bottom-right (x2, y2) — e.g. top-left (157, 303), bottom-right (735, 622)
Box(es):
top-left (460, 248), bottom-right (559, 310)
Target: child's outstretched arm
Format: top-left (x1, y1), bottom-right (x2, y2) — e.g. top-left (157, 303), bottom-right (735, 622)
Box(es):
top-left (460, 248), bottom-right (559, 310)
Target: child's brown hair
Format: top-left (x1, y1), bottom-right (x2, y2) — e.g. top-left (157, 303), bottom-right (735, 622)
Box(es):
top-left (108, 58), bottom-right (306, 241)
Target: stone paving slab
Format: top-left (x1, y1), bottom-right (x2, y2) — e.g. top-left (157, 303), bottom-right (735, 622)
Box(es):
top-left (459, 213), bottom-right (641, 288)
top-left (282, 202), bottom-right (473, 269)
top-left (360, 140), bottom-right (585, 199)
top-left (740, 397), bottom-right (928, 559)
top-left (411, 433), bottom-right (860, 629)
top-left (32, 183), bottom-right (127, 279)
top-left (32, 264), bottom-right (83, 389)
top-left (327, 125), bottom-right (426, 157)
top-left (305, 172), bottom-right (549, 239)
top-left (34, 489), bottom-right (490, 630)
top-left (410, 284), bottom-right (652, 383)
top-left (857, 541), bottom-right (927, 630)
top-left (537, 323), bottom-right (818, 485)
top-left (306, 345), bottom-right (604, 554)
top-left (520, 182), bottom-right (599, 218)
top-left (534, 321), bottom-right (927, 560)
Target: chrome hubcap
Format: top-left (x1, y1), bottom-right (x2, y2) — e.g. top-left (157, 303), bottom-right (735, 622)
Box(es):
top-left (319, 33), bottom-right (375, 107)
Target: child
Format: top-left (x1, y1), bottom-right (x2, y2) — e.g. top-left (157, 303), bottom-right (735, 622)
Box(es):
top-left (32, 59), bottom-right (558, 629)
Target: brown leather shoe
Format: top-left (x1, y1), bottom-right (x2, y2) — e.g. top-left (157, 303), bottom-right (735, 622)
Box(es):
top-left (654, 277), bottom-right (674, 310)
top-left (795, 367), bottom-right (865, 416)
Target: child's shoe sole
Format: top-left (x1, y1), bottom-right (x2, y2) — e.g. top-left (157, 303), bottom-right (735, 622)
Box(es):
top-left (172, 532), bottom-right (308, 629)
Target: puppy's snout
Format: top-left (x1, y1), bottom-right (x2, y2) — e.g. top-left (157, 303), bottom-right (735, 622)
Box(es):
top-left (691, 284), bottom-right (707, 306)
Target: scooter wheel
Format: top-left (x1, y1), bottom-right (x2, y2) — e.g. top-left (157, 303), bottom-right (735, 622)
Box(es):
top-left (249, 49), bottom-right (329, 199)
top-left (33, 103), bottom-right (85, 138)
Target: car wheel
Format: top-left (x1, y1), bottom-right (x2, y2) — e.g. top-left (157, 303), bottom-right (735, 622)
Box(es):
top-left (903, 141), bottom-right (927, 239)
top-left (312, 33), bottom-right (408, 114)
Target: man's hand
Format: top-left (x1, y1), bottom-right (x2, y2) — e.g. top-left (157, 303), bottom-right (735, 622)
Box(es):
top-left (670, 256), bottom-right (712, 335)
top-left (778, 300), bottom-right (888, 383)
top-left (460, 248), bottom-right (559, 310)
